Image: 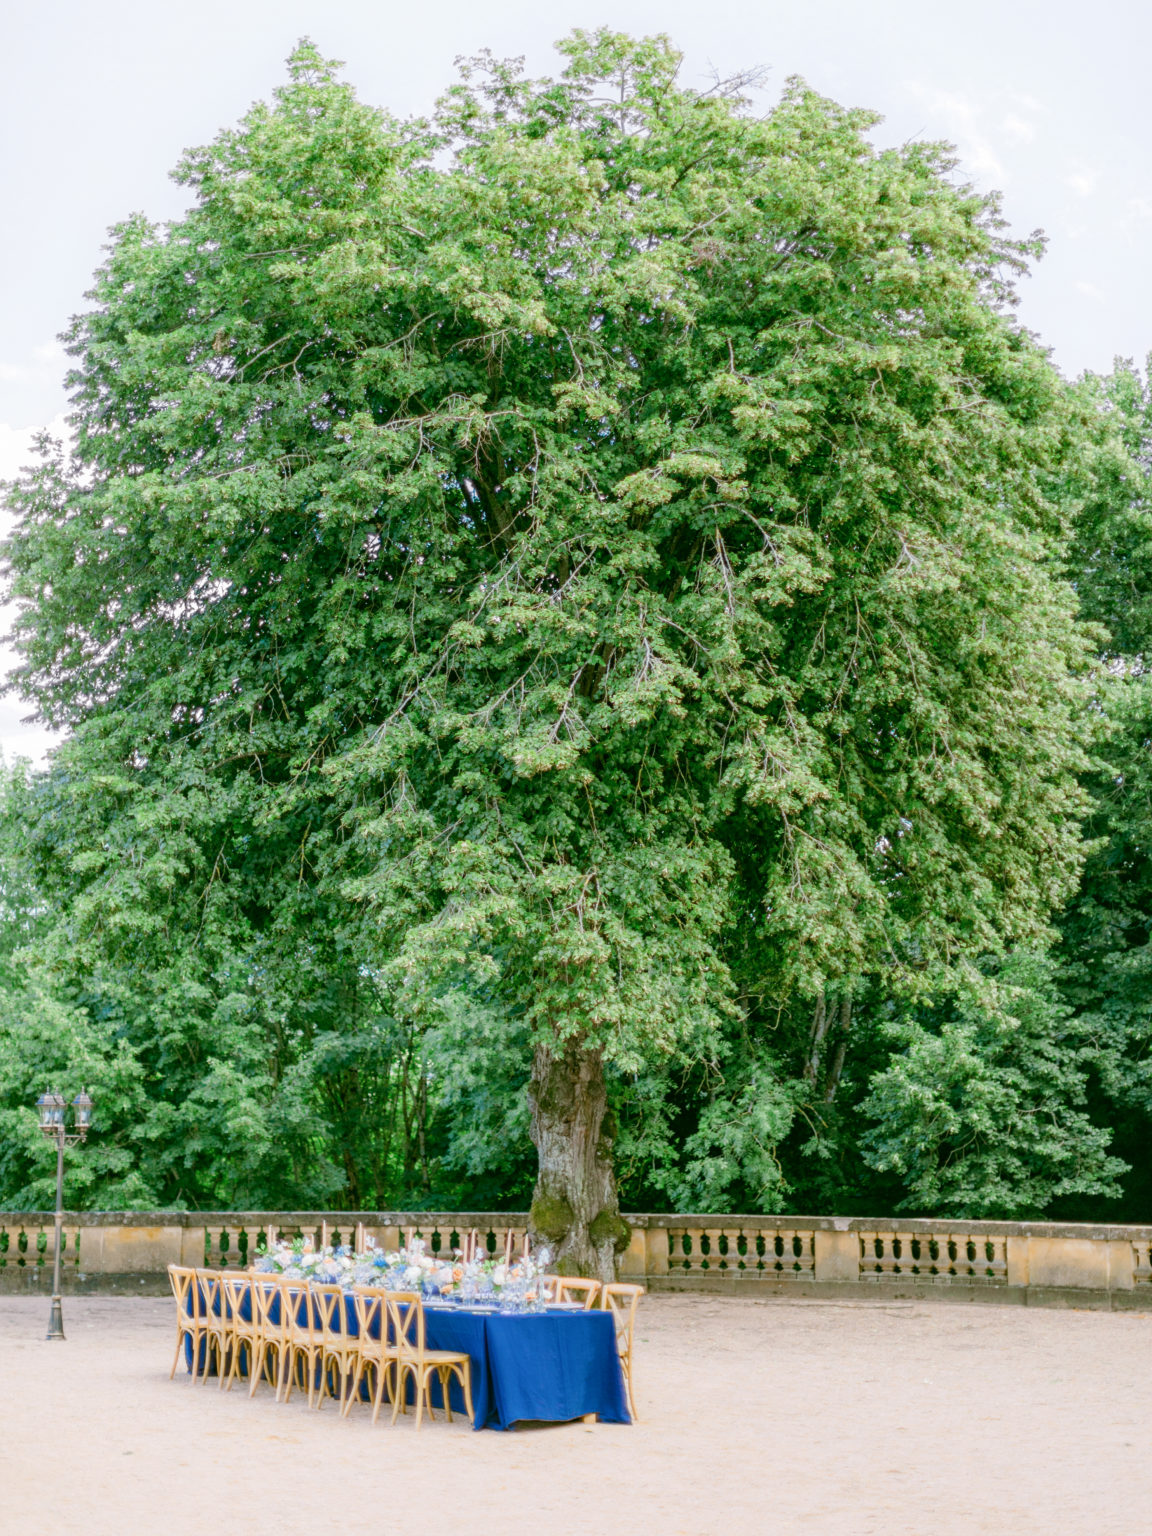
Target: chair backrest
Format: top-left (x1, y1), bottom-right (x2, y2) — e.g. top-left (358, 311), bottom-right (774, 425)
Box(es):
top-left (279, 1280), bottom-right (310, 1338)
top-left (309, 1282), bottom-right (348, 1344)
top-left (600, 1283), bottom-right (643, 1354)
top-left (196, 1268), bottom-right (224, 1320)
top-left (250, 1276), bottom-right (286, 1331)
top-left (553, 1276), bottom-right (602, 1309)
top-left (351, 1286), bottom-right (387, 1348)
top-left (384, 1291), bottom-right (424, 1358)
top-left (168, 1264), bottom-right (199, 1320)
top-left (221, 1272), bottom-right (251, 1326)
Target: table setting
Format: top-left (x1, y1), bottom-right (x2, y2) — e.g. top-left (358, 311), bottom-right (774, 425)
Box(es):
top-left (172, 1236), bottom-right (636, 1431)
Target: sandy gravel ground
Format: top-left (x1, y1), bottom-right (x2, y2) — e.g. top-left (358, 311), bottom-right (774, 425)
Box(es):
top-left (1, 1291), bottom-right (1149, 1534)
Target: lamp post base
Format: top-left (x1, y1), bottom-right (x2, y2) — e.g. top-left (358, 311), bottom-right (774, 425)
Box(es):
top-left (46, 1294), bottom-right (65, 1341)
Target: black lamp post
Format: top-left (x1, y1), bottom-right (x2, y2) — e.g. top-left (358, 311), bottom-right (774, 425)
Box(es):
top-left (36, 1088), bottom-right (92, 1341)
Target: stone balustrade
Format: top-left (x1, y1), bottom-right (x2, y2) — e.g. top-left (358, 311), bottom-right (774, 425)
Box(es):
top-left (2, 1210), bottom-right (1150, 1308)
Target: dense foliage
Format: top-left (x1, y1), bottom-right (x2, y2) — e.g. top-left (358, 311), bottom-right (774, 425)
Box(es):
top-left (0, 34), bottom-right (1148, 1235)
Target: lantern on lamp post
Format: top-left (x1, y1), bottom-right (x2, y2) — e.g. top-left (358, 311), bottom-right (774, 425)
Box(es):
top-left (36, 1088), bottom-right (93, 1341)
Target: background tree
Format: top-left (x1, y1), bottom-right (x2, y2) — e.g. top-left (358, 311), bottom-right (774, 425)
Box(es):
top-left (0, 34), bottom-right (1115, 1260)
top-left (859, 951), bottom-right (1126, 1216)
top-left (1056, 357), bottom-right (1152, 1217)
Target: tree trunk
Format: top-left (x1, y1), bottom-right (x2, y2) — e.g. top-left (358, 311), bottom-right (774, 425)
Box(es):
top-left (805, 993), bottom-right (852, 1098)
top-left (804, 993), bottom-right (829, 1082)
top-left (526, 1043), bottom-right (628, 1283)
top-left (823, 997), bottom-right (853, 1103)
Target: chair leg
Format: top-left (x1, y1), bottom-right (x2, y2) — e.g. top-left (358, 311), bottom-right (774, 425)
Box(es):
top-left (343, 1357), bottom-right (365, 1418)
top-left (624, 1357), bottom-right (637, 1420)
top-left (323, 1352), bottom-right (339, 1411)
top-left (419, 1365), bottom-right (437, 1427)
top-left (286, 1346), bottom-right (301, 1404)
top-left (459, 1362), bottom-right (475, 1425)
top-left (252, 1339), bottom-right (278, 1398)
top-left (390, 1362), bottom-right (411, 1426)
top-left (203, 1336), bottom-right (221, 1384)
top-left (223, 1337), bottom-right (241, 1391)
top-left (371, 1360), bottom-right (390, 1426)
top-left (275, 1342), bottom-right (292, 1403)
top-left (439, 1366), bottom-right (453, 1423)
top-left (170, 1328), bottom-right (185, 1380)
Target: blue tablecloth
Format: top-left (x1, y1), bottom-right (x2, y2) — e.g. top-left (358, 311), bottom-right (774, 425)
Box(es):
top-left (482, 1311), bottom-right (627, 1429)
top-left (184, 1285), bottom-right (629, 1431)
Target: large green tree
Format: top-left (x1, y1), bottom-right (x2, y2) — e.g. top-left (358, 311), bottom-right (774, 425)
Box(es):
top-left (3, 34), bottom-right (1099, 1266)
top-left (1056, 357), bottom-right (1152, 1215)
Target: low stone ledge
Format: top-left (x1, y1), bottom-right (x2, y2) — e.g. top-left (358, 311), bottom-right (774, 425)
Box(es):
top-left (0, 1268), bottom-right (173, 1297)
top-left (642, 1274), bottom-right (1152, 1311)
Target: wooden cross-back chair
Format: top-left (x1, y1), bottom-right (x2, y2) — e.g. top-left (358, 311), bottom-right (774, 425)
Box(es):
top-left (550, 1276), bottom-right (602, 1309)
top-left (167, 1264), bottom-right (207, 1383)
top-left (197, 1268), bottom-right (231, 1385)
top-left (276, 1279), bottom-right (316, 1405)
top-left (220, 1271), bottom-right (259, 1392)
top-left (386, 1292), bottom-right (474, 1429)
top-left (346, 1286), bottom-right (397, 1425)
top-left (600, 1282), bottom-right (643, 1421)
top-left (275, 1278), bottom-right (324, 1408)
top-left (308, 1281), bottom-right (359, 1412)
top-left (248, 1275), bottom-right (295, 1400)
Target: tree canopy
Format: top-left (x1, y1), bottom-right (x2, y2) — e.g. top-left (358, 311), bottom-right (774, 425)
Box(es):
top-left (0, 33), bottom-right (1142, 1255)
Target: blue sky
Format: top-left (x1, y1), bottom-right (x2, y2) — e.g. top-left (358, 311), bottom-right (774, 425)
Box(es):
top-left (1, 0), bottom-right (1148, 760)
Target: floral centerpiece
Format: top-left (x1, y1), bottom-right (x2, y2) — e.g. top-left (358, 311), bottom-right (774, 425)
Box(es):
top-left (252, 1235), bottom-right (554, 1310)
top-left (455, 1247), bottom-right (553, 1310)
top-left (253, 1236), bottom-right (390, 1287)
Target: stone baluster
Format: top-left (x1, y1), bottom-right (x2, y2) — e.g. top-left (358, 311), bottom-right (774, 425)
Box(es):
top-left (715, 1227), bottom-right (734, 1272)
top-left (697, 1227), bottom-right (717, 1272)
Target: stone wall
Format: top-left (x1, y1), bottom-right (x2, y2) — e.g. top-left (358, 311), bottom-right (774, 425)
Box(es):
top-left (2, 1210), bottom-right (1150, 1308)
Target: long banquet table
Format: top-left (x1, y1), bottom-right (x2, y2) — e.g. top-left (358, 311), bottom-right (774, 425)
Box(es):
top-left (185, 1283), bottom-right (631, 1431)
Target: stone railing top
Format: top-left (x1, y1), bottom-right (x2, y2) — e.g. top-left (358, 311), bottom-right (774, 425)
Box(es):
top-left (1, 1210), bottom-right (1151, 1241)
top-left (635, 1213), bottom-right (1152, 1241)
top-left (0, 1210), bottom-right (529, 1228)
